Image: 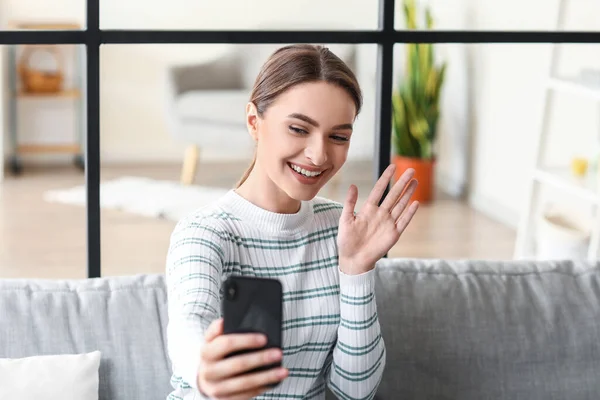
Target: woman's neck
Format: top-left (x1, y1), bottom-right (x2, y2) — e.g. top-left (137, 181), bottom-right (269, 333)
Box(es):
top-left (235, 165), bottom-right (301, 214)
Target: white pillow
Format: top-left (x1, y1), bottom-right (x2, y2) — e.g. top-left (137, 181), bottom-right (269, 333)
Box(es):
top-left (0, 351), bottom-right (101, 400)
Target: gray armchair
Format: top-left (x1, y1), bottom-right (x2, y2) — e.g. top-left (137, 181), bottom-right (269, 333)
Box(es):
top-left (164, 46), bottom-right (254, 184)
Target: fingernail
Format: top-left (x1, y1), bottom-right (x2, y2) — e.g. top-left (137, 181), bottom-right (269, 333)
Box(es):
top-left (258, 335), bottom-right (267, 344)
top-left (278, 368), bottom-right (288, 378)
top-left (269, 349), bottom-right (282, 361)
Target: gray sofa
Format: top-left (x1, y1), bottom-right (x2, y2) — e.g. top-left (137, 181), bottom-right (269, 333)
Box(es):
top-left (2, 258), bottom-right (600, 399)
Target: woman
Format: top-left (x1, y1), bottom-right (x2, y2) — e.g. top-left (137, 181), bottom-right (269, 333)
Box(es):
top-left (166, 44), bottom-right (419, 400)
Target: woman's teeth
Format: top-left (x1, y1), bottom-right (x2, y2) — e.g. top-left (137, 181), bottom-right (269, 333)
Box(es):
top-left (290, 164), bottom-right (322, 178)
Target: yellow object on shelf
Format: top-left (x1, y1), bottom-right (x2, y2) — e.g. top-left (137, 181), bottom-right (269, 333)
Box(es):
top-left (571, 157), bottom-right (588, 177)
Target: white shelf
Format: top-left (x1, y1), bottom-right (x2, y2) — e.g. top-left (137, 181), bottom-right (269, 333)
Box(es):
top-left (515, 0), bottom-right (600, 261)
top-left (534, 166), bottom-right (600, 204)
top-left (547, 76), bottom-right (600, 100)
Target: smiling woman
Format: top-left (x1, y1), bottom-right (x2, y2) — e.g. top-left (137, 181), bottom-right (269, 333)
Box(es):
top-left (165, 43), bottom-right (420, 400)
top-left (236, 46), bottom-right (361, 211)
top-left (235, 44), bottom-right (362, 212)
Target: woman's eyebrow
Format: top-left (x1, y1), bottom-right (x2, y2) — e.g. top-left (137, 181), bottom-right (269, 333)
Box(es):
top-left (288, 113), bottom-right (319, 127)
top-left (287, 113), bottom-right (353, 130)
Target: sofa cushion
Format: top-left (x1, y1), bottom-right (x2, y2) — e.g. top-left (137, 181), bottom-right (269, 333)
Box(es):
top-left (373, 258), bottom-right (600, 399)
top-left (0, 274), bottom-right (171, 400)
top-left (0, 351), bottom-right (101, 400)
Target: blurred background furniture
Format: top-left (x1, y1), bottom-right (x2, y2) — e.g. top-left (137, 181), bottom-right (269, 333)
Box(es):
top-left (6, 21), bottom-right (85, 175)
top-left (164, 43), bottom-right (359, 187)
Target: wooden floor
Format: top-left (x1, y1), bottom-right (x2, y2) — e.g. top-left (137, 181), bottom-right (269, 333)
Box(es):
top-left (0, 161), bottom-right (516, 279)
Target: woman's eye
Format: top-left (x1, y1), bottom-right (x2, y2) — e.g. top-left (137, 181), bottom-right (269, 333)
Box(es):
top-left (332, 135), bottom-right (349, 142)
top-left (289, 126), bottom-right (308, 134)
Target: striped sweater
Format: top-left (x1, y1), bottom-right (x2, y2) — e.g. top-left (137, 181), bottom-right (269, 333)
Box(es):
top-left (165, 189), bottom-right (386, 400)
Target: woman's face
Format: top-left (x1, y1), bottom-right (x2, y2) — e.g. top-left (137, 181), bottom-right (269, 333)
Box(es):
top-left (247, 81), bottom-right (357, 203)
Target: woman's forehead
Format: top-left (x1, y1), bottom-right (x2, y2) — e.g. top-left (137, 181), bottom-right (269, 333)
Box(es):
top-left (267, 82), bottom-right (357, 120)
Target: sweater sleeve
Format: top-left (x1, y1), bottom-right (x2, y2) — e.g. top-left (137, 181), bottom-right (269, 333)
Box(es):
top-left (327, 267), bottom-right (386, 400)
top-left (165, 217), bottom-right (226, 399)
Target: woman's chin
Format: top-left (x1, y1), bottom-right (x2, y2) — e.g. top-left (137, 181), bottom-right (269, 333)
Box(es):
top-left (286, 180), bottom-right (330, 201)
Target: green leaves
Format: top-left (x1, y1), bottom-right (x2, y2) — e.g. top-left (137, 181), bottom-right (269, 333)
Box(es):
top-left (392, 0), bottom-right (447, 160)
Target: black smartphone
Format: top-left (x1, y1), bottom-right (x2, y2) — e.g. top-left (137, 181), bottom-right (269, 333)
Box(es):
top-left (221, 275), bottom-right (283, 383)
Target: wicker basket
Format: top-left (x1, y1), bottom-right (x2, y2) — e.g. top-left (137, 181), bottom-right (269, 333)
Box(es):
top-left (18, 46), bottom-right (64, 93)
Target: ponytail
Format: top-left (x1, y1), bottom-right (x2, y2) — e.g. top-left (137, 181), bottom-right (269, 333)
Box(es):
top-left (235, 151), bottom-right (257, 188)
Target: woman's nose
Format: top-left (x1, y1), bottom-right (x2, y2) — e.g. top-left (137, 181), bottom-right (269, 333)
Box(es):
top-left (305, 140), bottom-right (328, 166)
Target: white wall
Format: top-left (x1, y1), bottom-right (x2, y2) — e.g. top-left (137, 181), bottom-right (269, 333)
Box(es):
top-left (467, 0), bottom-right (600, 228)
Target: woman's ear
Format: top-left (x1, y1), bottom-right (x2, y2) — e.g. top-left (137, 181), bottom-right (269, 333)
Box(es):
top-left (246, 102), bottom-right (259, 142)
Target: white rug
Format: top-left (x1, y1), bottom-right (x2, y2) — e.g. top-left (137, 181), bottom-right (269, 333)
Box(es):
top-left (43, 176), bottom-right (231, 221)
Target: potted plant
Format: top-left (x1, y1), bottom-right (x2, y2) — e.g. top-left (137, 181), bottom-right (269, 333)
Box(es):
top-left (392, 0), bottom-right (447, 203)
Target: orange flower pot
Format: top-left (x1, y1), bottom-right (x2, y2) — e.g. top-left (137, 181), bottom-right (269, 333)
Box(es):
top-left (392, 155), bottom-right (435, 203)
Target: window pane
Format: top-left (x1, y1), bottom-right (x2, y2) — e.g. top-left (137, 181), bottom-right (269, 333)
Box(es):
top-left (2, 0), bottom-right (84, 30)
top-left (395, 0), bottom-right (600, 31)
top-left (391, 42), bottom-right (599, 260)
top-left (100, 0), bottom-right (378, 30)
top-left (97, 41), bottom-right (600, 269)
top-left (0, 44), bottom-right (87, 279)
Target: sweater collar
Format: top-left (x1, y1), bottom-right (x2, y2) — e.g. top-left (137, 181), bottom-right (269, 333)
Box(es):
top-left (222, 189), bottom-right (313, 234)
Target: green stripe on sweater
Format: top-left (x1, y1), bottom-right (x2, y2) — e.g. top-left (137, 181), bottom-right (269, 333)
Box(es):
top-left (259, 382), bottom-right (327, 399)
top-left (332, 348), bottom-right (385, 382)
top-left (170, 237), bottom-right (225, 260)
top-left (192, 225), bottom-right (339, 249)
top-left (329, 381), bottom-right (379, 400)
top-left (283, 284), bottom-right (340, 301)
top-left (313, 203), bottom-right (343, 214)
top-left (172, 255), bottom-right (220, 275)
top-left (175, 272), bottom-right (218, 287)
top-left (340, 313), bottom-right (378, 330)
top-left (336, 334), bottom-right (382, 356)
top-left (283, 342), bottom-right (332, 356)
top-left (283, 314), bottom-right (340, 330)
top-left (340, 292), bottom-right (374, 306)
top-left (224, 256), bottom-right (338, 277)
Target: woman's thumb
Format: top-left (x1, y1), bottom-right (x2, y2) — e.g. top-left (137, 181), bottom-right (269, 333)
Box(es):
top-left (341, 185), bottom-right (358, 222)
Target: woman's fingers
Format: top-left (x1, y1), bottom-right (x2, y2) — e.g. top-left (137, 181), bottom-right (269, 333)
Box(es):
top-left (202, 333), bottom-right (267, 363)
top-left (390, 179), bottom-right (418, 221)
top-left (204, 318), bottom-right (224, 342)
top-left (341, 184), bottom-right (359, 223)
top-left (364, 164), bottom-right (396, 207)
top-left (205, 347), bottom-right (283, 381)
top-left (203, 366), bottom-right (288, 400)
top-left (218, 386), bottom-right (273, 400)
top-left (396, 201), bottom-right (420, 234)
top-left (380, 168), bottom-right (415, 213)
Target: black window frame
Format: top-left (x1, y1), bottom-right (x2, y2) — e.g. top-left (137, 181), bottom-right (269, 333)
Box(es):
top-left (2, 0), bottom-right (598, 278)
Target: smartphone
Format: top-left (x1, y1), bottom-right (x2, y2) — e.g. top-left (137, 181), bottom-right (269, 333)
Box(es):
top-left (221, 275), bottom-right (283, 383)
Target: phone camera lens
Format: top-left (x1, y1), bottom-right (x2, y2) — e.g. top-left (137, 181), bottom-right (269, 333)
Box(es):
top-left (226, 282), bottom-right (237, 300)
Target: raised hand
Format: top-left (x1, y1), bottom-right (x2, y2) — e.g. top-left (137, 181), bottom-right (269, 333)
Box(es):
top-left (337, 164), bottom-right (419, 275)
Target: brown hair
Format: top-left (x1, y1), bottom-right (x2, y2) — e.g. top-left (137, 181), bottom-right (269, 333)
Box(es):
top-left (235, 44), bottom-right (362, 188)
